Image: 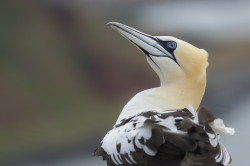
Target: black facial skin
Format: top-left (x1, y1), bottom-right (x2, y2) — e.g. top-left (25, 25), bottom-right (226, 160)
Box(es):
top-left (157, 40), bottom-right (177, 53)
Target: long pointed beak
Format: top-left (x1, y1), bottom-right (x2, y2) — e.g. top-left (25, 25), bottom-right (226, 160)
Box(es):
top-left (107, 22), bottom-right (174, 59)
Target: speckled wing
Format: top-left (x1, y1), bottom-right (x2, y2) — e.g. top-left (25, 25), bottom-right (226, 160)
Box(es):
top-left (94, 107), bottom-right (233, 166)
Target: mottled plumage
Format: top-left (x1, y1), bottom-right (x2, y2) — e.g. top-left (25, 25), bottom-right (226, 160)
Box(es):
top-left (95, 106), bottom-right (233, 166)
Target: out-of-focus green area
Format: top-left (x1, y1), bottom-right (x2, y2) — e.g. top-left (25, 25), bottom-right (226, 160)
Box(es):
top-left (0, 1), bottom-right (125, 164)
top-left (1, 0), bottom-right (250, 166)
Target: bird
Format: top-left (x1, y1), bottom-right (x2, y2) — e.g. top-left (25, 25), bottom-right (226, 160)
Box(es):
top-left (94, 22), bottom-right (234, 166)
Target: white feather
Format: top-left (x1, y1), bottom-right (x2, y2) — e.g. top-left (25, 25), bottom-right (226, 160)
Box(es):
top-left (143, 145), bottom-right (157, 156)
top-left (215, 140), bottom-right (231, 166)
top-left (209, 118), bottom-right (235, 135)
top-left (158, 116), bottom-right (177, 131)
top-left (207, 132), bottom-right (218, 147)
top-left (187, 104), bottom-right (198, 123)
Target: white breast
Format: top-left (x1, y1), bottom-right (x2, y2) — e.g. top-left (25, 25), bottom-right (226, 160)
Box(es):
top-left (116, 87), bottom-right (186, 124)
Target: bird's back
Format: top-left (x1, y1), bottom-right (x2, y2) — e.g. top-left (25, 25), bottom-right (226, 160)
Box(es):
top-left (94, 107), bottom-right (233, 166)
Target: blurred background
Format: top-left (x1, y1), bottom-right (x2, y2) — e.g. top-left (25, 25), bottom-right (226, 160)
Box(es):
top-left (1, 0), bottom-right (250, 166)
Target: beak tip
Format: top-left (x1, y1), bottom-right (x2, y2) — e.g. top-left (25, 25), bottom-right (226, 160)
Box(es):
top-left (106, 22), bottom-right (120, 29)
top-left (106, 22), bottom-right (112, 26)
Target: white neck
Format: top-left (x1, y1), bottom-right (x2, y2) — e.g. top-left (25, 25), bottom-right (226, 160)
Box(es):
top-left (116, 76), bottom-right (206, 124)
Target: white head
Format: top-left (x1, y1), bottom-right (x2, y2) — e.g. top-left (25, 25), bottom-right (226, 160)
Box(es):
top-left (107, 22), bottom-right (208, 86)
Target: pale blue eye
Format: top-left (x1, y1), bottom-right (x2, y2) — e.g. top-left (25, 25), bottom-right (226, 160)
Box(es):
top-left (166, 41), bottom-right (177, 49)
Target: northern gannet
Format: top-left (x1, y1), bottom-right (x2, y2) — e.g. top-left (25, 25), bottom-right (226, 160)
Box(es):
top-left (94, 22), bottom-right (234, 166)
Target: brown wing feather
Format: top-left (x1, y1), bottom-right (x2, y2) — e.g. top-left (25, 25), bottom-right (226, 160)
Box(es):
top-left (94, 107), bottom-right (232, 166)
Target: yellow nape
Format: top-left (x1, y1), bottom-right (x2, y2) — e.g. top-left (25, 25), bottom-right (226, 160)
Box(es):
top-left (175, 39), bottom-right (209, 82)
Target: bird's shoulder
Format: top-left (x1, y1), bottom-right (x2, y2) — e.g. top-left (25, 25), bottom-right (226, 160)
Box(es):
top-left (116, 88), bottom-right (173, 122)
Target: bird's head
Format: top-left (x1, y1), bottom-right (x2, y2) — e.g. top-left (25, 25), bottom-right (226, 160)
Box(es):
top-left (107, 22), bottom-right (208, 86)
